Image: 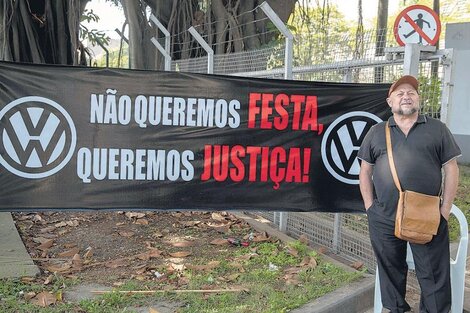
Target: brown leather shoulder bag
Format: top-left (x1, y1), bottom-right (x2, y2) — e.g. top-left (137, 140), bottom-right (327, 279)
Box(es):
top-left (385, 121), bottom-right (441, 244)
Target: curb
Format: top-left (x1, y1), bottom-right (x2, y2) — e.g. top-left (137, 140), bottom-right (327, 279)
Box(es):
top-left (0, 212), bottom-right (40, 279)
top-left (290, 275), bottom-right (375, 313)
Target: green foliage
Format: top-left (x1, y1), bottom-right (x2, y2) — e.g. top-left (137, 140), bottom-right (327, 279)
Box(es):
top-left (288, 4), bottom-right (352, 66)
top-left (79, 291), bottom-right (142, 313)
top-left (94, 45), bottom-right (129, 68)
top-left (449, 164), bottom-right (470, 241)
top-left (80, 9), bottom-right (110, 48)
top-left (418, 74), bottom-right (441, 118)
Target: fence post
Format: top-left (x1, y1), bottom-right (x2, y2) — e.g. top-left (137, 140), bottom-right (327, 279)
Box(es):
top-left (259, 1), bottom-right (293, 80)
top-left (403, 43), bottom-right (436, 76)
top-left (114, 28), bottom-right (130, 68)
top-left (279, 212), bottom-right (288, 233)
top-left (259, 1), bottom-right (293, 231)
top-left (149, 14), bottom-right (172, 71)
top-left (439, 49), bottom-right (453, 124)
top-left (188, 26), bottom-right (214, 74)
top-left (332, 214), bottom-right (342, 253)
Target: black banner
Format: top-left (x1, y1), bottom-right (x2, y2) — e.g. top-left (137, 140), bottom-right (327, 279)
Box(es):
top-left (0, 61), bottom-right (390, 212)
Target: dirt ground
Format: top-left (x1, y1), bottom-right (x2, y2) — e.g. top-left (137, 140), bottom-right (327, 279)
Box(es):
top-left (13, 210), bottom-right (263, 286)
top-left (12, 210), bottom-right (427, 312)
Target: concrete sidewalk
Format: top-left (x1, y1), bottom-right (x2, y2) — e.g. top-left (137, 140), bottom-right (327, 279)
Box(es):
top-left (0, 212), bottom-right (40, 278)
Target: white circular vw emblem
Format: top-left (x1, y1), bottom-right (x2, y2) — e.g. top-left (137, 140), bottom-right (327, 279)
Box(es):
top-left (0, 96), bottom-right (76, 179)
top-left (321, 111), bottom-right (382, 184)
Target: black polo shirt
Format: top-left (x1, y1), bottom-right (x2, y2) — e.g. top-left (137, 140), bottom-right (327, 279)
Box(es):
top-left (358, 115), bottom-right (461, 221)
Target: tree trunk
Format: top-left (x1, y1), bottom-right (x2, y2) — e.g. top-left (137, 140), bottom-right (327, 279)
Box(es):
top-left (256, 0), bottom-right (297, 45)
top-left (19, 0), bottom-right (44, 63)
top-left (211, 0), bottom-right (227, 55)
top-left (0, 2), bottom-right (9, 61)
top-left (0, 0), bottom-right (88, 65)
top-left (374, 0), bottom-right (388, 83)
top-left (353, 0), bottom-right (364, 83)
top-left (266, 0), bottom-right (297, 24)
top-left (122, 0), bottom-right (145, 69)
top-left (239, 0), bottom-right (259, 50)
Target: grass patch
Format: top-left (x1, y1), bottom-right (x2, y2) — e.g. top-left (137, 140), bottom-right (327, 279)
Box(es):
top-left (449, 164), bottom-right (470, 240)
top-left (0, 240), bottom-right (362, 313)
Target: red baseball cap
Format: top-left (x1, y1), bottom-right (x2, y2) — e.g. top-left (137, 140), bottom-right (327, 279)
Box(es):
top-left (388, 75), bottom-right (419, 96)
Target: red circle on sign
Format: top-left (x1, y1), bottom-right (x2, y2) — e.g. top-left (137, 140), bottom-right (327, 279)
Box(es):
top-left (393, 5), bottom-right (441, 46)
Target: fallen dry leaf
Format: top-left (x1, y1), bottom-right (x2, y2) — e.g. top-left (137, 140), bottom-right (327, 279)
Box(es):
top-left (211, 212), bottom-right (227, 221)
top-left (284, 274), bottom-right (301, 286)
top-left (351, 261), bottom-right (364, 270)
top-left (226, 273), bottom-right (240, 282)
top-left (298, 234), bottom-right (309, 245)
top-left (58, 247), bottom-right (80, 258)
top-left (252, 232), bottom-right (270, 242)
top-left (229, 262), bottom-right (245, 272)
top-left (39, 226), bottom-right (56, 233)
top-left (43, 274), bottom-right (53, 285)
top-left (21, 277), bottom-right (36, 283)
top-left (149, 307), bottom-right (161, 313)
top-left (167, 263), bottom-right (186, 273)
top-left (236, 253), bottom-right (257, 261)
top-left (317, 247), bottom-right (327, 254)
top-left (152, 231), bottom-right (164, 238)
top-left (54, 221), bottom-right (68, 228)
top-left (83, 247), bottom-right (94, 259)
top-left (118, 231), bottom-right (135, 237)
top-left (135, 275), bottom-right (147, 281)
top-left (135, 218), bottom-right (149, 225)
top-left (206, 221), bottom-right (231, 228)
top-left (212, 225), bottom-right (231, 234)
top-left (32, 237), bottom-right (51, 244)
top-left (72, 254), bottom-right (83, 269)
top-left (24, 291), bottom-right (36, 300)
top-left (300, 256), bottom-right (318, 269)
top-left (31, 291), bottom-right (56, 307)
top-left (180, 221), bottom-right (201, 227)
top-left (37, 239), bottom-right (54, 250)
top-left (125, 212), bottom-right (146, 219)
top-left (136, 249), bottom-right (162, 260)
top-left (172, 241), bottom-right (194, 248)
top-left (46, 263), bottom-right (72, 273)
top-left (169, 251), bottom-right (192, 258)
top-left (66, 220), bottom-right (79, 227)
top-left (178, 276), bottom-right (190, 286)
top-left (286, 246), bottom-right (299, 257)
top-left (105, 258), bottom-right (130, 268)
top-left (210, 238), bottom-right (229, 245)
top-left (134, 264), bottom-right (148, 275)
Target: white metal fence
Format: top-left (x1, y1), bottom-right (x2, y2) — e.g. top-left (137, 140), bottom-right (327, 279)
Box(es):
top-left (147, 3), bottom-right (452, 274)
top-left (171, 37), bottom-right (449, 274)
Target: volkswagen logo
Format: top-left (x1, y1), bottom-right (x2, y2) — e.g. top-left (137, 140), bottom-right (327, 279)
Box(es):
top-left (321, 111), bottom-right (382, 184)
top-left (0, 96), bottom-right (76, 179)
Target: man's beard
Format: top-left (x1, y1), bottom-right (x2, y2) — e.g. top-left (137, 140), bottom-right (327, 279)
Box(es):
top-left (393, 106), bottom-right (418, 116)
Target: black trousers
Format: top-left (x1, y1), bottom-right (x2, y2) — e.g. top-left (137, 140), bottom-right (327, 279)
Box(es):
top-left (367, 206), bottom-right (451, 313)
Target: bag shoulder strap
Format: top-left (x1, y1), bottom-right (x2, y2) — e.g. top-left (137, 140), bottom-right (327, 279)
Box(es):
top-left (385, 121), bottom-right (403, 192)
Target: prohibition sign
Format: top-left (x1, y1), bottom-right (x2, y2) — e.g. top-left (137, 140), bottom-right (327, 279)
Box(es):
top-left (393, 5), bottom-right (441, 46)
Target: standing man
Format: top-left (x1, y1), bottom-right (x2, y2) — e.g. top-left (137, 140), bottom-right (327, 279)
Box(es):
top-left (358, 75), bottom-right (461, 313)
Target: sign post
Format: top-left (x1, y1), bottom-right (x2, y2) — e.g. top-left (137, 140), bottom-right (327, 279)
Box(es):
top-left (394, 5), bottom-right (441, 46)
